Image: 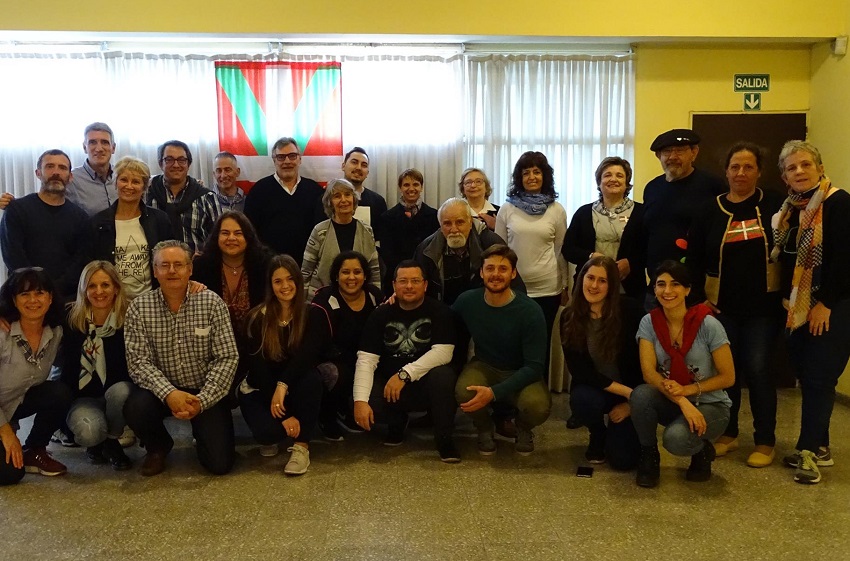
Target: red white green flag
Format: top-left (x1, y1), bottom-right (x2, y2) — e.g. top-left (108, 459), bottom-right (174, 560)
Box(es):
top-left (215, 61), bottom-right (342, 190)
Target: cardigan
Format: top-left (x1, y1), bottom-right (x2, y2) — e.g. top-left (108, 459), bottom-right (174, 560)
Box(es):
top-left (300, 219), bottom-right (381, 300)
top-left (59, 325), bottom-right (131, 399)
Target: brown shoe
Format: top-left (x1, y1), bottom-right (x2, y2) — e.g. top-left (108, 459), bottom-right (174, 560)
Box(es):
top-left (23, 447), bottom-right (67, 476)
top-left (495, 418), bottom-right (518, 440)
top-left (140, 451), bottom-right (167, 477)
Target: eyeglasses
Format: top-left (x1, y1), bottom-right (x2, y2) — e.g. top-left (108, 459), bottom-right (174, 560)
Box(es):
top-left (162, 157), bottom-right (189, 166)
top-left (395, 278), bottom-right (424, 286)
top-left (273, 153), bottom-right (300, 162)
top-left (463, 179), bottom-right (485, 187)
top-left (659, 146), bottom-right (691, 157)
top-left (155, 262), bottom-right (188, 273)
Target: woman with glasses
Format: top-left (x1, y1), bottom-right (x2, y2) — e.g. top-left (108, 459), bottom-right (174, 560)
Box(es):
top-left (91, 156), bottom-right (172, 298)
top-left (495, 151), bottom-right (567, 384)
top-left (301, 179), bottom-right (381, 300)
top-left (239, 255), bottom-right (332, 475)
top-left (458, 168), bottom-right (499, 231)
top-left (0, 267), bottom-right (72, 485)
top-left (630, 260), bottom-right (734, 488)
top-left (60, 261), bottom-right (133, 470)
top-left (563, 157), bottom-right (646, 299)
top-left (771, 140), bottom-right (850, 485)
top-left (687, 142), bottom-right (783, 468)
top-left (561, 256), bottom-right (642, 469)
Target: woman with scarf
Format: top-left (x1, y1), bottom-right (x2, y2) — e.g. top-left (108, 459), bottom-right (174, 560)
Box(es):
top-left (60, 261), bottom-right (133, 470)
top-left (771, 140), bottom-right (850, 485)
top-left (495, 151), bottom-right (567, 384)
top-left (562, 157), bottom-right (645, 299)
top-left (687, 142), bottom-right (783, 468)
top-left (630, 260), bottom-right (734, 488)
top-left (458, 167), bottom-right (500, 231)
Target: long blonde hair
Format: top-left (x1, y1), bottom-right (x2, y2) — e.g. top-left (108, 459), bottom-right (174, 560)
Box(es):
top-left (67, 261), bottom-right (129, 332)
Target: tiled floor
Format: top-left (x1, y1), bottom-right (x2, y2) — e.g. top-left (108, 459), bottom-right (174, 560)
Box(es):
top-left (2, 388), bottom-right (848, 561)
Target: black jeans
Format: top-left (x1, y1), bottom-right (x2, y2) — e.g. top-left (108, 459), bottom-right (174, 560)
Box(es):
top-left (369, 365), bottom-right (457, 441)
top-left (786, 299), bottom-right (850, 452)
top-left (239, 368), bottom-right (323, 445)
top-left (570, 384), bottom-right (641, 470)
top-left (1, 381), bottom-right (73, 486)
top-left (123, 387), bottom-right (235, 475)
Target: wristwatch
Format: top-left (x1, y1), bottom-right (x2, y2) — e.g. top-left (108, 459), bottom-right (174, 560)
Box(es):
top-left (397, 369), bottom-right (411, 383)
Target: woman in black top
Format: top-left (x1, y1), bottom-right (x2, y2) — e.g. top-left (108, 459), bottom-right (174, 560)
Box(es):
top-left (238, 255), bottom-right (331, 476)
top-left (312, 251), bottom-right (384, 438)
top-left (561, 256), bottom-right (642, 470)
top-left (687, 142), bottom-right (783, 468)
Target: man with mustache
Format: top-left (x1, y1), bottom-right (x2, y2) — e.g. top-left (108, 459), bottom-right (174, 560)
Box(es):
top-left (642, 129), bottom-right (725, 310)
top-left (415, 198), bottom-right (523, 306)
top-left (453, 244), bottom-right (551, 457)
top-left (0, 149), bottom-right (89, 301)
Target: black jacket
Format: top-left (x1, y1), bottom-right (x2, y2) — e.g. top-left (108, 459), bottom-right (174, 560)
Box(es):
top-left (59, 325), bottom-right (132, 399)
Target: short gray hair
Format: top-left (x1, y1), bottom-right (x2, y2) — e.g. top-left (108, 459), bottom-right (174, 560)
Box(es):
top-left (152, 240), bottom-right (192, 263)
top-left (272, 137), bottom-right (299, 154)
top-left (438, 197), bottom-right (472, 222)
top-left (84, 122), bottom-right (114, 143)
top-left (778, 140), bottom-right (823, 173)
top-left (322, 178), bottom-right (359, 219)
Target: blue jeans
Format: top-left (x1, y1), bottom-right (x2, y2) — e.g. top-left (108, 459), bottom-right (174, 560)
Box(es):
top-left (630, 384), bottom-right (730, 456)
top-left (786, 299), bottom-right (850, 452)
top-left (716, 312), bottom-right (781, 446)
top-left (66, 381), bottom-right (133, 447)
top-left (570, 384), bottom-right (641, 470)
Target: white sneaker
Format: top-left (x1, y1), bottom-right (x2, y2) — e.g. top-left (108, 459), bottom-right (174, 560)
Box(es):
top-left (118, 427), bottom-right (137, 448)
top-left (259, 444), bottom-right (279, 457)
top-left (284, 444), bottom-right (310, 475)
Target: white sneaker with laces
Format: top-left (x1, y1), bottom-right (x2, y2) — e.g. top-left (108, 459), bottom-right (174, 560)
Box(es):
top-left (284, 444), bottom-right (310, 475)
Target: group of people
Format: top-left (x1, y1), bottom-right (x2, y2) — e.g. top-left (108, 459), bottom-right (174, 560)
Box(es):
top-left (0, 122), bottom-right (847, 488)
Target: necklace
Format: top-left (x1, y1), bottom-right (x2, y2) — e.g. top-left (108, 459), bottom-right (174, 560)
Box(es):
top-left (223, 262), bottom-right (244, 276)
top-left (667, 320), bottom-right (684, 349)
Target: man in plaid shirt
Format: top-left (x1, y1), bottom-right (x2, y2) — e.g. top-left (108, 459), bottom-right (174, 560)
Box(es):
top-left (124, 240), bottom-right (239, 476)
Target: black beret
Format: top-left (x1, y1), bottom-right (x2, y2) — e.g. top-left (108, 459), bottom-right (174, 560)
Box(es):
top-left (650, 129), bottom-right (701, 152)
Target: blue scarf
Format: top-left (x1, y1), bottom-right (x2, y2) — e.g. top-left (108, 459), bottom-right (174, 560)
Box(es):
top-left (507, 192), bottom-right (555, 216)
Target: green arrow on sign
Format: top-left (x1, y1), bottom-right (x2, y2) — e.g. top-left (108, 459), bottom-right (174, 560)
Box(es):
top-left (744, 93), bottom-right (761, 111)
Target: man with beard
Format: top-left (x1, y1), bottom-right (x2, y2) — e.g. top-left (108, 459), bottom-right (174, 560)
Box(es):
top-left (146, 140), bottom-right (222, 254)
top-left (352, 260), bottom-right (460, 463)
top-left (642, 129), bottom-right (725, 308)
top-left (211, 152), bottom-right (245, 212)
top-left (0, 150), bottom-right (89, 300)
top-left (415, 198), bottom-right (523, 306)
top-left (453, 244), bottom-right (551, 456)
top-left (244, 137), bottom-right (324, 266)
top-left (342, 147), bottom-right (386, 230)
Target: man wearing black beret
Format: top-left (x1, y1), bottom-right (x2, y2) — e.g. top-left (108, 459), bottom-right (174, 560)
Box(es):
top-left (641, 128), bottom-right (725, 309)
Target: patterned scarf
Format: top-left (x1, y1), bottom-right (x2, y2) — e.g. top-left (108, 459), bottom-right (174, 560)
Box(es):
top-left (507, 192), bottom-right (555, 216)
top-left (592, 196), bottom-right (634, 218)
top-left (649, 304), bottom-right (712, 385)
top-left (770, 177), bottom-right (831, 332)
top-left (79, 311), bottom-right (118, 390)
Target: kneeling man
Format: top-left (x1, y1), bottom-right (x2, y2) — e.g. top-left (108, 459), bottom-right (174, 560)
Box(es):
top-left (124, 240), bottom-right (239, 476)
top-left (353, 260), bottom-right (459, 462)
top-left (453, 245), bottom-right (551, 455)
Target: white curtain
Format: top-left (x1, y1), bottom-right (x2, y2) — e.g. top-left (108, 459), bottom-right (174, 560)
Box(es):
top-left (465, 54), bottom-right (635, 219)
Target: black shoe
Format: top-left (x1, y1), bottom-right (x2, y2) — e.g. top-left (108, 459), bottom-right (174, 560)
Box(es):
top-left (437, 438), bottom-right (461, 464)
top-left (337, 412), bottom-right (365, 434)
top-left (585, 429), bottom-right (607, 464)
top-left (384, 419), bottom-right (408, 447)
top-left (86, 443), bottom-right (107, 465)
top-left (566, 415), bottom-right (582, 430)
top-left (103, 438), bottom-right (133, 471)
top-left (686, 440), bottom-right (716, 482)
top-left (636, 445), bottom-right (661, 488)
top-left (320, 419), bottom-right (344, 442)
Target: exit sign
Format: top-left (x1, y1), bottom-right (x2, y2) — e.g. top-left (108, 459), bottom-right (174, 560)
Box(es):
top-left (734, 74), bottom-right (770, 92)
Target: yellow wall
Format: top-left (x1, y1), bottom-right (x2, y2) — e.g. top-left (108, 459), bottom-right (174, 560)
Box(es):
top-left (810, 12), bottom-right (850, 396)
top-left (632, 45), bottom-right (811, 196)
top-left (0, 0), bottom-right (845, 39)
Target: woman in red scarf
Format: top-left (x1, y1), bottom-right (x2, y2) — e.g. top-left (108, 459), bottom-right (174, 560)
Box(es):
top-left (630, 260), bottom-right (735, 488)
top-left (772, 141), bottom-right (850, 485)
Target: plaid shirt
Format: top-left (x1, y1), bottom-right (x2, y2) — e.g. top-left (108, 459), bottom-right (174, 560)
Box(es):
top-left (125, 287), bottom-right (238, 411)
top-left (147, 176), bottom-right (223, 253)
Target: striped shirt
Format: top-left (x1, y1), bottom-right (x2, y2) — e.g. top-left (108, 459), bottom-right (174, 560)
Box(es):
top-left (125, 287), bottom-right (238, 411)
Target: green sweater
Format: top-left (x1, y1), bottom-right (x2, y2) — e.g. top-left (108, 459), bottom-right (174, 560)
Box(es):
top-left (452, 288), bottom-right (546, 400)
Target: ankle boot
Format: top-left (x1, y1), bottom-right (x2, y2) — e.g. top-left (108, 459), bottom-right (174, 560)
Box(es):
top-left (686, 440), bottom-right (716, 482)
top-left (636, 445), bottom-right (661, 488)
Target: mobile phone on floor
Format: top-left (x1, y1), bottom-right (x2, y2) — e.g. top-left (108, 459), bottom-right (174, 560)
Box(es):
top-left (576, 466), bottom-right (594, 478)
